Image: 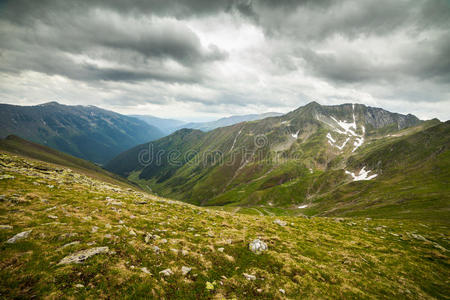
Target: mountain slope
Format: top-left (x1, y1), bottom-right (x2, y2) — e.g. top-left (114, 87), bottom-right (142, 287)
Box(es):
top-left (130, 115), bottom-right (186, 135)
top-left (104, 102), bottom-right (446, 220)
top-left (0, 134), bottom-right (137, 188)
top-left (0, 102), bottom-right (164, 164)
top-left (180, 112), bottom-right (283, 132)
top-left (0, 152), bottom-right (448, 298)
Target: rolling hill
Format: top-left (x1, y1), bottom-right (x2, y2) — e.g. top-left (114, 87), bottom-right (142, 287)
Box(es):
top-left (105, 102), bottom-right (449, 220)
top-left (0, 134), bottom-right (138, 189)
top-left (0, 102), bottom-right (164, 164)
top-left (0, 148), bottom-right (448, 298)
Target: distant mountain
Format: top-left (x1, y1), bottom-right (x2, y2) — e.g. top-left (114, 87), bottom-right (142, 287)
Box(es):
top-left (0, 102), bottom-right (164, 164)
top-left (180, 112), bottom-right (283, 132)
top-left (104, 102), bottom-right (449, 220)
top-left (130, 115), bottom-right (186, 135)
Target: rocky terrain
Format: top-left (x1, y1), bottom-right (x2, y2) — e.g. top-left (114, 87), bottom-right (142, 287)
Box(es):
top-left (0, 152), bottom-right (448, 298)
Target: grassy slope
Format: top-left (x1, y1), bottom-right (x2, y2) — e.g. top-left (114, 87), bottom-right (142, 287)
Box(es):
top-left (0, 135), bottom-right (137, 189)
top-left (106, 104), bottom-right (435, 219)
top-left (1, 152), bottom-right (449, 299)
top-left (308, 121), bottom-right (450, 221)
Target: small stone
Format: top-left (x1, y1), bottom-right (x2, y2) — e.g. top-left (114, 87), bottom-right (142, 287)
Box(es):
top-left (153, 246), bottom-right (161, 253)
top-left (6, 230), bottom-right (32, 243)
top-left (243, 273), bottom-right (256, 281)
top-left (129, 230), bottom-right (137, 236)
top-left (48, 215), bottom-right (58, 219)
top-left (61, 241), bottom-right (80, 249)
top-left (159, 268), bottom-right (174, 276)
top-left (410, 233), bottom-right (427, 242)
top-left (181, 249), bottom-right (189, 256)
top-left (249, 239), bottom-right (268, 254)
top-left (279, 288), bottom-right (286, 294)
top-left (91, 226), bottom-right (99, 233)
top-left (74, 284), bottom-right (85, 288)
top-left (274, 219), bottom-right (287, 226)
top-left (141, 267), bottom-right (150, 274)
top-left (218, 247), bottom-right (224, 252)
top-left (58, 246), bottom-right (109, 265)
top-left (181, 266), bottom-right (192, 276)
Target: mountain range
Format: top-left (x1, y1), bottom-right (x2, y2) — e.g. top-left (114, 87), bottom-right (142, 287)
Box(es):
top-left (105, 102), bottom-right (448, 220)
top-left (0, 102), bottom-right (164, 164)
top-left (179, 112), bottom-right (283, 132)
top-left (0, 100), bottom-right (448, 298)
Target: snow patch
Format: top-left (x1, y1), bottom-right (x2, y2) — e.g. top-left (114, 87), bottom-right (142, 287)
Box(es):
top-left (321, 104), bottom-right (366, 152)
top-left (291, 130), bottom-right (300, 139)
top-left (298, 204), bottom-right (308, 209)
top-left (345, 167), bottom-right (377, 181)
top-left (352, 136), bottom-right (364, 152)
top-left (326, 133), bottom-right (336, 143)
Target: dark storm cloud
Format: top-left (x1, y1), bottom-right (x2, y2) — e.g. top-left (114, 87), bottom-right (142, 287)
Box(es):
top-left (0, 0), bottom-right (227, 83)
top-left (0, 0), bottom-right (449, 120)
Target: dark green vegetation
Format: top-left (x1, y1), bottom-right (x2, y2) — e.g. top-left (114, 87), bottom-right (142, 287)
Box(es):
top-left (1, 152), bottom-right (448, 299)
top-left (0, 102), bottom-right (164, 164)
top-left (106, 102), bottom-right (449, 221)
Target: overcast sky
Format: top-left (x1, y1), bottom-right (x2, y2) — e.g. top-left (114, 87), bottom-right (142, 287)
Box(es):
top-left (0, 0), bottom-right (449, 121)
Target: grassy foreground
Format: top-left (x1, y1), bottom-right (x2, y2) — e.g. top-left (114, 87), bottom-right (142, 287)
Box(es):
top-left (0, 153), bottom-right (449, 299)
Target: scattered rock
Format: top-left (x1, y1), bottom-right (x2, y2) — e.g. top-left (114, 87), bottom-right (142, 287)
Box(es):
top-left (181, 266), bottom-right (192, 276)
top-left (74, 284), bottom-right (85, 288)
top-left (279, 288), bottom-right (286, 294)
top-left (153, 246), bottom-right (161, 254)
top-left (6, 230), bottom-right (32, 243)
top-left (48, 215), bottom-right (58, 219)
top-left (218, 247), bottom-right (224, 252)
top-left (243, 273), bottom-right (256, 281)
top-left (58, 246), bottom-right (109, 265)
top-left (249, 239), bottom-right (268, 254)
top-left (129, 230), bottom-right (137, 236)
top-left (91, 226), bottom-right (99, 233)
top-left (181, 249), bottom-right (189, 256)
top-left (159, 268), bottom-right (174, 276)
top-left (141, 267), bottom-right (151, 274)
top-left (61, 241), bottom-right (80, 249)
top-left (274, 219), bottom-right (287, 226)
top-left (433, 242), bottom-right (447, 252)
top-left (0, 225), bottom-right (13, 230)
